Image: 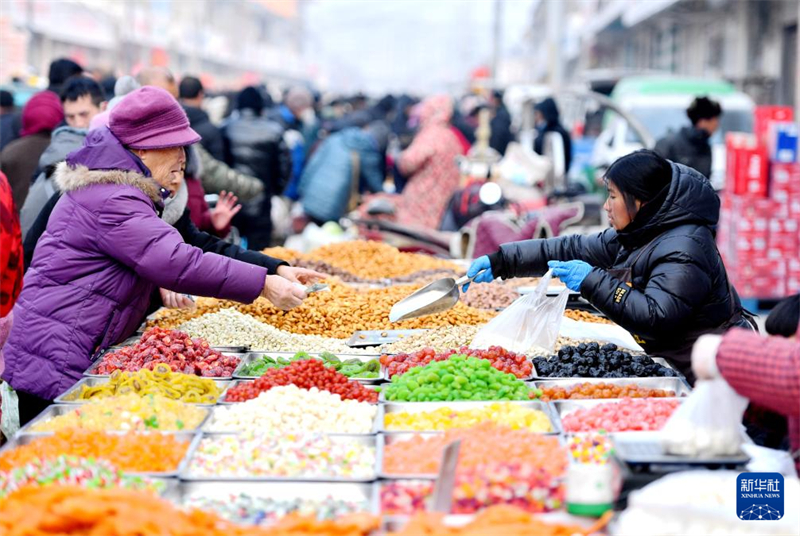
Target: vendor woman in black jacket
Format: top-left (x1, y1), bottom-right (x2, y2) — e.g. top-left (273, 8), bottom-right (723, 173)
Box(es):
top-left (465, 150), bottom-right (751, 381)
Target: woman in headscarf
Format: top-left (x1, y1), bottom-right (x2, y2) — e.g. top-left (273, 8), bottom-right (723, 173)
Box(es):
top-left (2, 87), bottom-right (317, 424)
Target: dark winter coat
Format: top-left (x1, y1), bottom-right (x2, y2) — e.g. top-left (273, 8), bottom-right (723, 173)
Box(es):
top-left (533, 98), bottom-right (572, 174)
top-left (0, 131), bottom-right (52, 211)
top-left (490, 105), bottom-right (514, 156)
top-left (184, 105), bottom-right (225, 161)
top-left (222, 109), bottom-right (291, 249)
top-left (3, 127), bottom-right (268, 400)
top-left (654, 126), bottom-right (713, 179)
top-left (489, 163), bottom-right (746, 375)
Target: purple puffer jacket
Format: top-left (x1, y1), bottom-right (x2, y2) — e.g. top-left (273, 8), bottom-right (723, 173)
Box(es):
top-left (2, 128), bottom-right (268, 400)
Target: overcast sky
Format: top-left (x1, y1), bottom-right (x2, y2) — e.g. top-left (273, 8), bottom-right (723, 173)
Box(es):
top-left (304, 0), bottom-right (535, 94)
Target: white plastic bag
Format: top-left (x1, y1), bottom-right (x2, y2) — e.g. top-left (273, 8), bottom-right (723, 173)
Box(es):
top-left (661, 378), bottom-right (749, 457)
top-left (470, 271), bottom-right (569, 354)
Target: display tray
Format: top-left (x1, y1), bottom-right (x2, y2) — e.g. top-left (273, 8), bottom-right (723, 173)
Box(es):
top-left (380, 400), bottom-right (560, 434)
top-left (382, 359), bottom-right (536, 383)
top-left (347, 330), bottom-right (427, 348)
top-left (162, 480), bottom-right (380, 517)
top-left (381, 511), bottom-right (601, 531)
top-left (202, 403), bottom-right (383, 435)
top-left (530, 357), bottom-right (684, 380)
top-left (84, 350), bottom-right (244, 380)
top-left (16, 404), bottom-right (211, 435)
top-left (232, 351), bottom-right (384, 383)
top-left (1, 432), bottom-right (200, 478)
top-left (552, 398), bottom-right (684, 435)
top-left (96, 343), bottom-right (247, 359)
top-left (180, 433), bottom-right (379, 482)
top-left (529, 377), bottom-right (692, 398)
top-left (611, 431), bottom-right (751, 467)
top-left (218, 380), bottom-right (381, 405)
top-left (54, 377), bottom-right (232, 407)
top-left (377, 432), bottom-right (443, 480)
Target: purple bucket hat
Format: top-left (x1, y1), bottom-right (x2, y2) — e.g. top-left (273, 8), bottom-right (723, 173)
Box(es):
top-left (108, 86), bottom-right (200, 149)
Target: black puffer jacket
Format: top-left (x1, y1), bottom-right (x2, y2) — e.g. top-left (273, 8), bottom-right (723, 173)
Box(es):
top-left (183, 105), bottom-right (225, 161)
top-left (654, 126), bottom-right (712, 179)
top-left (222, 109), bottom-right (291, 249)
top-left (490, 163), bottom-right (747, 376)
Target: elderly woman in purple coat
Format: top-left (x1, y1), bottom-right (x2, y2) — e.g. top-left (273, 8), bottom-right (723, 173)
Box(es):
top-left (2, 87), bottom-right (319, 424)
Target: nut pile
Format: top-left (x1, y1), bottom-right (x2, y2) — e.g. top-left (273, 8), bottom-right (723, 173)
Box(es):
top-left (233, 282), bottom-right (494, 339)
top-left (461, 282), bottom-right (519, 310)
top-left (179, 309), bottom-right (377, 354)
top-left (380, 326), bottom-right (480, 354)
top-left (564, 309), bottom-right (615, 325)
top-left (304, 240), bottom-right (460, 280)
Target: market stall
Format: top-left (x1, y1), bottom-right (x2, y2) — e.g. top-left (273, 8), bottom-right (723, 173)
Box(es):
top-left (1, 241), bottom-right (797, 536)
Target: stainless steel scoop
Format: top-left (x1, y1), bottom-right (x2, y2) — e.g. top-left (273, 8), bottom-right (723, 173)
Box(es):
top-left (389, 273), bottom-right (479, 323)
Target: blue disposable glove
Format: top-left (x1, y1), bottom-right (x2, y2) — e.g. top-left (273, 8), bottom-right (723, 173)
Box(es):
top-left (463, 255), bottom-right (493, 292)
top-left (547, 260), bottom-right (593, 292)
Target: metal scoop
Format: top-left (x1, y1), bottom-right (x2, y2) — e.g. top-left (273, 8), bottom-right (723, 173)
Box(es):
top-left (389, 273), bottom-right (480, 323)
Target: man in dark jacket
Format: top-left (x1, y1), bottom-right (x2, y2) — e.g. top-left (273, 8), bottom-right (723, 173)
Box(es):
top-left (654, 96), bottom-right (721, 179)
top-left (222, 86), bottom-right (291, 249)
top-left (533, 97), bottom-right (572, 176)
top-left (489, 90), bottom-right (514, 156)
top-left (466, 150), bottom-right (749, 381)
top-left (179, 76), bottom-right (225, 160)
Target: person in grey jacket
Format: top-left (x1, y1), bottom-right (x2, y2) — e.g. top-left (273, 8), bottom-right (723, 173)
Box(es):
top-left (19, 126), bottom-right (87, 240)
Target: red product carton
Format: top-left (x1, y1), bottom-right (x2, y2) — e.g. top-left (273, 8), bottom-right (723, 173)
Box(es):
top-left (754, 106), bottom-right (794, 146)
top-left (771, 162), bottom-right (800, 202)
top-left (726, 133), bottom-right (769, 197)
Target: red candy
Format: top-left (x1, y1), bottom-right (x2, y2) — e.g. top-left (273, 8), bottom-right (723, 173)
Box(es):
top-left (381, 346), bottom-right (532, 379)
top-left (561, 397), bottom-right (681, 433)
top-left (224, 359), bottom-right (378, 403)
top-left (96, 327), bottom-right (238, 378)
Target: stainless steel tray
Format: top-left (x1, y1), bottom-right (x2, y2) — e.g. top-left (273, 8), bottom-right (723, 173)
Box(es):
top-left (552, 398), bottom-right (684, 435)
top-left (611, 431), bottom-right (750, 467)
top-left (1, 432), bottom-right (200, 478)
top-left (232, 351), bottom-right (383, 383)
top-left (382, 356), bottom-right (536, 383)
top-left (17, 404), bottom-right (211, 435)
top-left (54, 377), bottom-right (231, 407)
top-left (530, 377), bottom-right (692, 399)
top-left (218, 380), bottom-right (380, 405)
top-left (84, 349), bottom-right (244, 380)
top-left (163, 480), bottom-right (380, 520)
top-left (181, 433), bottom-right (379, 482)
top-left (347, 329), bottom-right (427, 348)
top-left (203, 403), bottom-right (383, 435)
top-left (380, 400), bottom-right (559, 434)
top-left (377, 432), bottom-right (446, 479)
top-left (530, 357), bottom-right (684, 380)
top-left (379, 387), bottom-right (534, 404)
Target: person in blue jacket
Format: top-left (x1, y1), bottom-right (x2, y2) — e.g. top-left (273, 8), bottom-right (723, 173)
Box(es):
top-left (298, 121), bottom-right (389, 224)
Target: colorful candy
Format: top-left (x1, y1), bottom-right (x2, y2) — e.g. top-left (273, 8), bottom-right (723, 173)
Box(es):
top-left (240, 352), bottom-right (380, 379)
top-left (0, 456), bottom-right (164, 498)
top-left (0, 429), bottom-right (190, 473)
top-left (381, 346), bottom-right (532, 379)
top-left (384, 402), bottom-right (552, 432)
top-left (206, 385), bottom-right (376, 434)
top-left (184, 493), bottom-right (370, 526)
top-left (225, 360), bottom-right (378, 404)
top-left (560, 398), bottom-right (681, 433)
top-left (383, 423), bottom-right (567, 477)
top-left (382, 355), bottom-right (532, 402)
top-left (188, 432), bottom-right (376, 479)
top-left (29, 393), bottom-right (207, 432)
top-left (567, 433), bottom-right (615, 465)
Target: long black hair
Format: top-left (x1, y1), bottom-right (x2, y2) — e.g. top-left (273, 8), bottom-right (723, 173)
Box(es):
top-left (604, 149), bottom-right (672, 219)
top-left (765, 294), bottom-right (800, 338)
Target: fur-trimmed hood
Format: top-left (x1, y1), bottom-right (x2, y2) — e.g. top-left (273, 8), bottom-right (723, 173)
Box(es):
top-left (53, 161), bottom-right (163, 204)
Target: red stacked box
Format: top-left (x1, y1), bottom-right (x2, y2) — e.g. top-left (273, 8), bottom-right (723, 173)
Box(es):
top-left (720, 106), bottom-right (799, 299)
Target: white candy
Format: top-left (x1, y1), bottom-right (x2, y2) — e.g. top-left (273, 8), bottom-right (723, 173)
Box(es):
top-left (207, 385), bottom-right (377, 434)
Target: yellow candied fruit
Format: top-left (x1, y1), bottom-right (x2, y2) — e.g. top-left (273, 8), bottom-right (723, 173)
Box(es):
top-left (385, 402), bottom-right (552, 432)
top-left (31, 393), bottom-right (206, 432)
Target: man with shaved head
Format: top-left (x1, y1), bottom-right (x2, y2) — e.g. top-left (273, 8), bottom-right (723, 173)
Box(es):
top-left (136, 66), bottom-right (178, 98)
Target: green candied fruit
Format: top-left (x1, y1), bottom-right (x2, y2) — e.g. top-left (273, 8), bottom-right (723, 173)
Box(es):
top-left (382, 355), bottom-right (532, 402)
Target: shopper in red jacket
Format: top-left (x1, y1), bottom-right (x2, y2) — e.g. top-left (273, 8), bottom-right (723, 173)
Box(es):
top-left (693, 321), bottom-right (800, 474)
